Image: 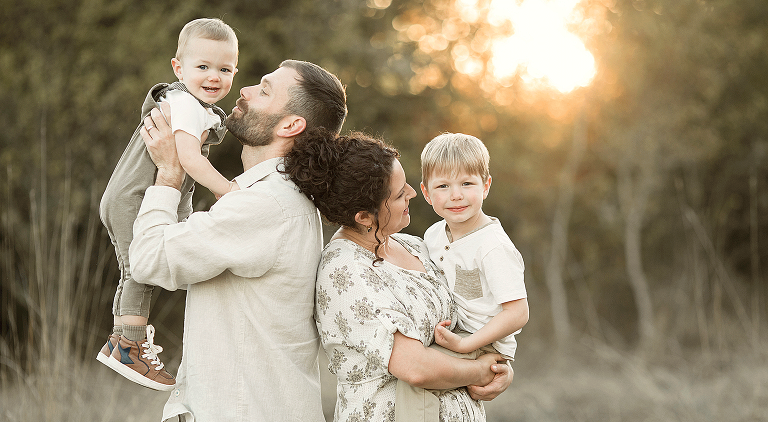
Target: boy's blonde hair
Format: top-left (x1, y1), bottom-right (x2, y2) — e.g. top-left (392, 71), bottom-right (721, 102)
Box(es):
top-left (421, 133), bottom-right (490, 185)
top-left (176, 18), bottom-right (238, 60)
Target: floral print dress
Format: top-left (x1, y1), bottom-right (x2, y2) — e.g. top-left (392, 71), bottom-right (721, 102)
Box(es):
top-left (316, 233), bottom-right (486, 422)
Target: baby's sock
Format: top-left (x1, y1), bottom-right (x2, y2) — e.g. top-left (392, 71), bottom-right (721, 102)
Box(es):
top-left (122, 324), bottom-right (147, 341)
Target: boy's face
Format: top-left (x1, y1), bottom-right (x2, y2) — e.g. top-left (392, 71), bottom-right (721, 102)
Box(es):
top-left (172, 37), bottom-right (238, 104)
top-left (421, 171), bottom-right (491, 229)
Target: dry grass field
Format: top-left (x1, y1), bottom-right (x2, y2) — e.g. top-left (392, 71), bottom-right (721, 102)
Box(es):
top-left (2, 335), bottom-right (766, 421)
top-left (1, 192), bottom-right (765, 421)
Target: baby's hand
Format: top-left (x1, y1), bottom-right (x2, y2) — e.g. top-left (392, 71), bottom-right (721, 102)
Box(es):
top-left (434, 320), bottom-right (465, 352)
top-left (228, 181), bottom-right (240, 194)
top-left (215, 181), bottom-right (240, 200)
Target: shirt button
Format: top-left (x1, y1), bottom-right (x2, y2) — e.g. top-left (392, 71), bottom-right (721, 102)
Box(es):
top-left (439, 256), bottom-right (444, 261)
top-left (445, 245), bottom-right (450, 250)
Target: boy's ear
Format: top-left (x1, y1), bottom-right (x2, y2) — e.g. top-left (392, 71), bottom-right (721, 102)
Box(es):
top-left (171, 57), bottom-right (183, 80)
top-left (483, 176), bottom-right (492, 199)
top-left (420, 182), bottom-right (433, 205)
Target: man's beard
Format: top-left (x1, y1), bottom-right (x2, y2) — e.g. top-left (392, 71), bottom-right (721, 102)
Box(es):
top-left (225, 100), bottom-right (285, 147)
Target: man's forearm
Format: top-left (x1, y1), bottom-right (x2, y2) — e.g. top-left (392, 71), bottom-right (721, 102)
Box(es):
top-left (154, 166), bottom-right (185, 190)
top-left (130, 185), bottom-right (184, 291)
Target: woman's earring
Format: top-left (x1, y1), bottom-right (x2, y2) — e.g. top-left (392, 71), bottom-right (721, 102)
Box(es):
top-left (366, 226), bottom-right (372, 233)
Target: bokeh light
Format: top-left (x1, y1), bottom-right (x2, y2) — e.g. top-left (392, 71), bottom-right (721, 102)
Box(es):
top-left (487, 0), bottom-right (596, 92)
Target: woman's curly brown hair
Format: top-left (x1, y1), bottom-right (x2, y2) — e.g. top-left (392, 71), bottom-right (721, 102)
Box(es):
top-left (283, 128), bottom-right (400, 263)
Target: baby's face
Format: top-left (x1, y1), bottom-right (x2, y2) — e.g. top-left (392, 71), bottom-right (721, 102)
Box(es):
top-left (173, 37), bottom-right (238, 104)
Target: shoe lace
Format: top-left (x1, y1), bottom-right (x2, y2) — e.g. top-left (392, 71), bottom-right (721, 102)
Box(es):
top-left (141, 325), bottom-right (165, 371)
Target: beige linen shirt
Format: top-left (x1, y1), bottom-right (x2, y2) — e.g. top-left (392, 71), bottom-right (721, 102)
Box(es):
top-left (130, 157), bottom-right (325, 422)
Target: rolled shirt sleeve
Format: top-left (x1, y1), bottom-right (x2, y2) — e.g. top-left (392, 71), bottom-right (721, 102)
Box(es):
top-left (130, 185), bottom-right (282, 291)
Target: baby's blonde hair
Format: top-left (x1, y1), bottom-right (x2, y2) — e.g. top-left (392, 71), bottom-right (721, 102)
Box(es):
top-left (421, 133), bottom-right (490, 186)
top-left (176, 18), bottom-right (238, 60)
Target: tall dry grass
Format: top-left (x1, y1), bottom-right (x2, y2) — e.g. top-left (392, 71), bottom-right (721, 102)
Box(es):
top-left (0, 156), bottom-right (159, 420)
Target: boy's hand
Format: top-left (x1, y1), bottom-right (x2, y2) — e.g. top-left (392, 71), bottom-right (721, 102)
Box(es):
top-left (434, 320), bottom-right (466, 352)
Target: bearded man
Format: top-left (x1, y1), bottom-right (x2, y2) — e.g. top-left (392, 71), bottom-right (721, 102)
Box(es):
top-left (130, 60), bottom-right (346, 422)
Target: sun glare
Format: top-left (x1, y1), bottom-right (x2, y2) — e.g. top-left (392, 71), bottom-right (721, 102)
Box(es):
top-left (487, 0), bottom-right (596, 93)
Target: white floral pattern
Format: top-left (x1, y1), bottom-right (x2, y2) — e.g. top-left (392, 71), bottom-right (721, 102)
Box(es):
top-left (316, 234), bottom-right (485, 422)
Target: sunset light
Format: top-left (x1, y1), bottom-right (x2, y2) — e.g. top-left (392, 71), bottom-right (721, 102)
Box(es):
top-left (392, 0), bottom-right (600, 97)
top-left (487, 0), bottom-right (596, 92)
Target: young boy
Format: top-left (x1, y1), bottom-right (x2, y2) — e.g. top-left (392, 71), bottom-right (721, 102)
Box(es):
top-left (394, 133), bottom-right (528, 421)
top-left (420, 133), bottom-right (529, 363)
top-left (97, 18), bottom-right (239, 391)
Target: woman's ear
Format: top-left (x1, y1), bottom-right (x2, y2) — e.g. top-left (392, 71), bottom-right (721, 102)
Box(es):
top-left (354, 211), bottom-right (374, 230)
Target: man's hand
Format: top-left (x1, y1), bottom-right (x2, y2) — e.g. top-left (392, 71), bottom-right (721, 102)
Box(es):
top-left (140, 102), bottom-right (185, 190)
top-left (467, 361), bottom-right (513, 401)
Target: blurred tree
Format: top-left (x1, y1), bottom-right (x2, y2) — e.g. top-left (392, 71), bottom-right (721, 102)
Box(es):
top-left (1, 0), bottom-right (767, 374)
top-left (370, 0), bottom-right (768, 353)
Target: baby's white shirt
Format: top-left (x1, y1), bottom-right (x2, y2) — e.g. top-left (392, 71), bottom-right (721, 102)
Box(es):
top-left (161, 89), bottom-right (222, 142)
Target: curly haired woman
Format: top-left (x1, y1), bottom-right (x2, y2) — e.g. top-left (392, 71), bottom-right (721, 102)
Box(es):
top-left (283, 129), bottom-right (512, 422)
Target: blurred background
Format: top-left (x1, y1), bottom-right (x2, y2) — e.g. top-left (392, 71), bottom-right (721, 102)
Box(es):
top-left (1, 0), bottom-right (767, 420)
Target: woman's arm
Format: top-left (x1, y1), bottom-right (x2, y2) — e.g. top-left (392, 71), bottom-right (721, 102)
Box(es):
top-left (388, 331), bottom-right (501, 390)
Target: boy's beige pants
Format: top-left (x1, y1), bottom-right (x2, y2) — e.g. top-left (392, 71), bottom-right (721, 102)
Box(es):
top-left (395, 335), bottom-right (511, 422)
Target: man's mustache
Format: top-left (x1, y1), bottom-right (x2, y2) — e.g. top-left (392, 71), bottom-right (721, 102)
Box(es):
top-left (235, 98), bottom-right (248, 113)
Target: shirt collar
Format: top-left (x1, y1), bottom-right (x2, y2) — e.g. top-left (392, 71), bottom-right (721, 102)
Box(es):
top-left (233, 157), bottom-right (285, 189)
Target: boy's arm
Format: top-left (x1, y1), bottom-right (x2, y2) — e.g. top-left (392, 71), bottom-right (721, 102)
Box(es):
top-left (435, 298), bottom-right (529, 354)
top-left (175, 130), bottom-right (238, 197)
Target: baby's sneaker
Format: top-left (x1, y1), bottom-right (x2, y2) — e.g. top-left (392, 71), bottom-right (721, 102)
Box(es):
top-left (96, 333), bottom-right (120, 366)
top-left (106, 325), bottom-right (175, 391)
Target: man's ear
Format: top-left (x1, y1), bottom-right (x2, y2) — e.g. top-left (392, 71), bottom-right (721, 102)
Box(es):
top-left (276, 115), bottom-right (307, 138)
top-left (420, 182), bottom-right (433, 205)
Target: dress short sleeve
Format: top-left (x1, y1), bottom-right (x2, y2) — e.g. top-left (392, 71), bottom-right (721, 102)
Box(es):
top-left (316, 240), bottom-right (431, 380)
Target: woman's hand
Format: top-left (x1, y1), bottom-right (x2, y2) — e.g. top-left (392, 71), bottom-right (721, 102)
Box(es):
top-left (467, 359), bottom-right (513, 401)
top-left (474, 353), bottom-right (503, 387)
